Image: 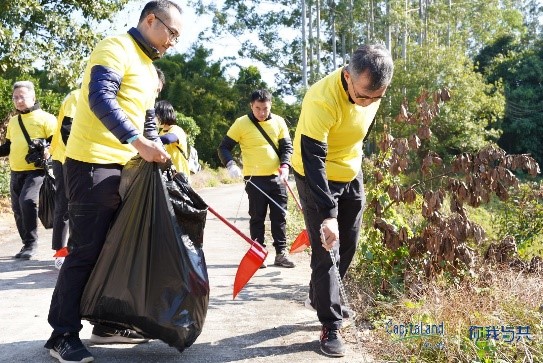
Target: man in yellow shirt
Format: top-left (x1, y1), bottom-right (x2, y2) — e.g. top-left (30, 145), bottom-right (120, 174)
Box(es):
top-left (44, 1), bottom-right (182, 362)
top-left (49, 89), bottom-right (80, 267)
top-left (0, 80), bottom-right (57, 260)
top-left (218, 89), bottom-right (295, 268)
top-left (292, 44), bottom-right (394, 357)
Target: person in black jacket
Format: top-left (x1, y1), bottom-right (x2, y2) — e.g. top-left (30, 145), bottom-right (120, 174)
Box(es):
top-left (218, 89), bottom-right (295, 268)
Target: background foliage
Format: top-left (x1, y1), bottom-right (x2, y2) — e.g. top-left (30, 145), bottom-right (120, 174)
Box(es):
top-left (0, 1), bottom-right (542, 361)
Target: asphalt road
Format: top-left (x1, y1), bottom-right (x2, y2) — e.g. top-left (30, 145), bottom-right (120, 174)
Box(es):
top-left (0, 182), bottom-right (373, 363)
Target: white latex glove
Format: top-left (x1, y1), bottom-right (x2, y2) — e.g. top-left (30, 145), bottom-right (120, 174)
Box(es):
top-left (320, 218), bottom-right (339, 251)
top-left (278, 165), bottom-right (289, 183)
top-left (226, 160), bottom-right (243, 179)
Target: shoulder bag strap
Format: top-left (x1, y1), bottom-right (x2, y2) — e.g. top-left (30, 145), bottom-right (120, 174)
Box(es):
top-left (248, 113), bottom-right (281, 158)
top-left (175, 145), bottom-right (189, 161)
top-left (17, 114), bottom-right (33, 145)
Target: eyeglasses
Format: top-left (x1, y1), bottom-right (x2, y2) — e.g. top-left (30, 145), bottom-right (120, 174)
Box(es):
top-left (154, 15), bottom-right (179, 44)
top-left (347, 75), bottom-right (384, 102)
top-left (12, 96), bottom-right (32, 101)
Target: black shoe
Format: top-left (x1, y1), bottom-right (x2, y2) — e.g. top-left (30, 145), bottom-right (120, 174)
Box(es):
top-left (14, 245), bottom-right (35, 259)
top-left (274, 251), bottom-right (295, 268)
top-left (320, 326), bottom-right (345, 357)
top-left (89, 324), bottom-right (149, 344)
top-left (48, 333), bottom-right (94, 363)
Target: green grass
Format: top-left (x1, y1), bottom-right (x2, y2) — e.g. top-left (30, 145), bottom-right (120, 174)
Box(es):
top-left (0, 159), bottom-right (9, 198)
top-left (282, 174), bottom-right (543, 362)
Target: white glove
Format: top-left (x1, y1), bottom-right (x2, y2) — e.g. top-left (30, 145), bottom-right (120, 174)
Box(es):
top-left (226, 160), bottom-right (242, 179)
top-left (278, 165), bottom-right (289, 183)
top-left (320, 218), bottom-right (339, 251)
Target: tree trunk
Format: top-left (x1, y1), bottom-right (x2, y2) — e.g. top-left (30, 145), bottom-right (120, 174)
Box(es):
top-left (447, 0), bottom-right (452, 47)
top-left (348, 0), bottom-right (353, 55)
top-left (386, 0), bottom-right (391, 51)
top-left (330, 1), bottom-right (337, 68)
top-left (403, 0), bottom-right (408, 61)
top-left (316, 0), bottom-right (321, 77)
top-left (302, 0), bottom-right (308, 87)
top-left (308, 0), bottom-right (314, 81)
top-left (342, 33), bottom-right (346, 66)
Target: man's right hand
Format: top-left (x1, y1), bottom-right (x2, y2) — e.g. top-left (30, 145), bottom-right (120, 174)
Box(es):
top-left (226, 160), bottom-right (242, 179)
top-left (132, 136), bottom-right (170, 163)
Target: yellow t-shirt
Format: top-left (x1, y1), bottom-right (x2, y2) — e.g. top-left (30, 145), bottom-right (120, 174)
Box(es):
top-left (6, 109), bottom-right (57, 171)
top-left (160, 125), bottom-right (190, 178)
top-left (292, 67), bottom-right (381, 182)
top-left (51, 89), bottom-right (81, 163)
top-left (65, 33), bottom-right (158, 165)
top-left (227, 114), bottom-right (290, 176)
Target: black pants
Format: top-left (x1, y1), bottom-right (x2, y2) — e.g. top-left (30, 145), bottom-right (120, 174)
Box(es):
top-left (51, 160), bottom-right (69, 250)
top-left (295, 171), bottom-right (365, 330)
top-left (244, 175), bottom-right (288, 254)
top-left (10, 169), bottom-right (45, 248)
top-left (47, 158), bottom-right (122, 340)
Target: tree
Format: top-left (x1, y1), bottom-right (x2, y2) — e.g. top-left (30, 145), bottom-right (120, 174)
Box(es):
top-left (155, 44), bottom-right (302, 167)
top-left (475, 36), bottom-right (543, 165)
top-left (372, 44), bottom-right (504, 162)
top-left (156, 45), bottom-right (251, 166)
top-left (0, 0), bottom-right (129, 88)
top-left (499, 41), bottom-right (543, 165)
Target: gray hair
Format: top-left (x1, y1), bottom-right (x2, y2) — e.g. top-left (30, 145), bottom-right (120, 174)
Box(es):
top-left (347, 44), bottom-right (394, 90)
top-left (13, 80), bottom-right (35, 93)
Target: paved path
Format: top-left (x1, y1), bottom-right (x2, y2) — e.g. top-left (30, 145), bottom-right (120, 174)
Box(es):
top-left (0, 182), bottom-right (373, 362)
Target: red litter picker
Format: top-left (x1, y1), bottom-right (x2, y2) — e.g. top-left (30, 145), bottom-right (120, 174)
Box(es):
top-left (283, 180), bottom-right (311, 254)
top-left (207, 205), bottom-right (268, 299)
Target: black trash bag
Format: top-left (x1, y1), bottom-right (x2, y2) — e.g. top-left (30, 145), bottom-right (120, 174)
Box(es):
top-left (166, 171), bottom-right (208, 249)
top-left (80, 156), bottom-right (210, 352)
top-left (38, 164), bottom-right (55, 229)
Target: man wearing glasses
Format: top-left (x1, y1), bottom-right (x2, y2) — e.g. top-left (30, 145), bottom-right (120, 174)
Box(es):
top-left (44, 1), bottom-right (182, 362)
top-left (291, 44), bottom-right (394, 357)
top-left (0, 80), bottom-right (57, 260)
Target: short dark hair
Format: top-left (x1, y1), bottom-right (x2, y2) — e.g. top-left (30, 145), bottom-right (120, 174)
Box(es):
top-left (155, 100), bottom-right (176, 125)
top-left (139, 0), bottom-right (183, 22)
top-left (348, 44), bottom-right (394, 90)
top-left (250, 89), bottom-right (272, 104)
